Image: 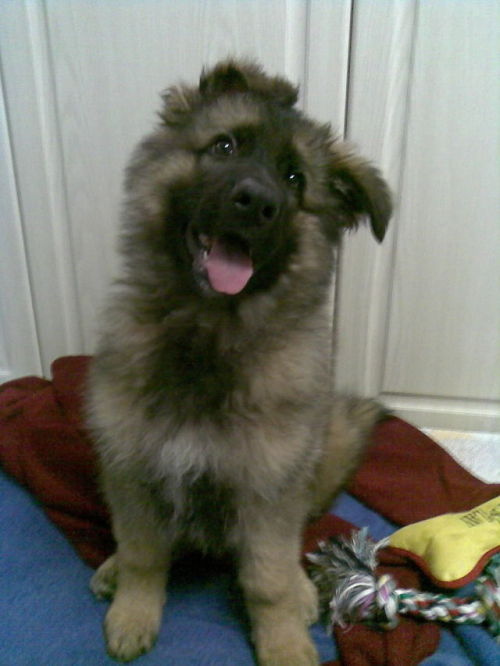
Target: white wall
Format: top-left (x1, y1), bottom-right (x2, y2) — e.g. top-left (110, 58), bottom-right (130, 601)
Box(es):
top-left (1, 1), bottom-right (499, 431)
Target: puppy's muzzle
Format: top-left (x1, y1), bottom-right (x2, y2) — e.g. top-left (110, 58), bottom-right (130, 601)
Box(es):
top-left (230, 177), bottom-right (282, 227)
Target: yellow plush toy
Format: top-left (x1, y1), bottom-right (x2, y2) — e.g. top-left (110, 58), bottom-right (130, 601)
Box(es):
top-left (389, 496), bottom-right (500, 587)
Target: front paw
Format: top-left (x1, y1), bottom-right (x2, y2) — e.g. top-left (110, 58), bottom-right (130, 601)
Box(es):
top-left (104, 599), bottom-right (162, 662)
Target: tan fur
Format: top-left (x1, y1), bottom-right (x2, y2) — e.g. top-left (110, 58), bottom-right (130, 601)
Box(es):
top-left (87, 60), bottom-right (391, 665)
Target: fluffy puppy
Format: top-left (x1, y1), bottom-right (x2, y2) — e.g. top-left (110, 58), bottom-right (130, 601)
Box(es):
top-left (87, 60), bottom-right (392, 665)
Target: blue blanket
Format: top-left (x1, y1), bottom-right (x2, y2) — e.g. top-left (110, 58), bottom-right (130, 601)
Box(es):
top-left (2, 470), bottom-right (496, 665)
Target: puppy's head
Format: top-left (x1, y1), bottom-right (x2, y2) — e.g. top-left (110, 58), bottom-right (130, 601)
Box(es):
top-left (123, 60), bottom-right (392, 298)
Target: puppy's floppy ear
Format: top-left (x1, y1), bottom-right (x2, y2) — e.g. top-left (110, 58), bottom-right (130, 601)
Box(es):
top-left (328, 147), bottom-right (392, 242)
top-left (199, 60), bottom-right (298, 107)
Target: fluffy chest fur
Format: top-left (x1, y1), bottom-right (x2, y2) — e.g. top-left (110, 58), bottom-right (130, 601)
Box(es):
top-left (90, 302), bottom-right (330, 506)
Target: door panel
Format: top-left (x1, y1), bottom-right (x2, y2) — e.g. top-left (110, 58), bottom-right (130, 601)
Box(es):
top-left (336, 1), bottom-right (500, 430)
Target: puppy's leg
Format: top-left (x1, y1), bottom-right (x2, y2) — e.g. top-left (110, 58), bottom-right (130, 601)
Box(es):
top-left (312, 396), bottom-right (386, 515)
top-left (99, 477), bottom-right (172, 662)
top-left (238, 501), bottom-right (319, 666)
top-left (296, 566), bottom-right (320, 626)
top-left (91, 553), bottom-right (118, 600)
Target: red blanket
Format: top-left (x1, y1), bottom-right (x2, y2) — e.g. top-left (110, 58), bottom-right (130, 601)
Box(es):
top-left (1, 356), bottom-right (499, 666)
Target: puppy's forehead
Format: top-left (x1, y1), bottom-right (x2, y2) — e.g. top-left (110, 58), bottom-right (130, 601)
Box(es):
top-left (188, 94), bottom-right (326, 169)
top-left (191, 95), bottom-right (263, 145)
top-left (190, 95), bottom-right (305, 151)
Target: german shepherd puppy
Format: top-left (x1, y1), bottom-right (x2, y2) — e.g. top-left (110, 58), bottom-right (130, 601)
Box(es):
top-left (87, 60), bottom-right (391, 665)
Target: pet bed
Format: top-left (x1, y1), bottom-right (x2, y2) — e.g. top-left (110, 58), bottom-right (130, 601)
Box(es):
top-left (1, 356), bottom-right (498, 665)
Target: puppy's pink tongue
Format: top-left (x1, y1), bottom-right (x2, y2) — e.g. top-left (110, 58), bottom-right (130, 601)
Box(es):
top-left (204, 238), bottom-right (253, 295)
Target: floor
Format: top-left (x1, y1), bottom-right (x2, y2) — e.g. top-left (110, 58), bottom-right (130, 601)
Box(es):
top-left (423, 429), bottom-right (500, 484)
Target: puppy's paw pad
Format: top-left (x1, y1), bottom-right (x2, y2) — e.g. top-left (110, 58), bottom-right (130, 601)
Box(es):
top-left (90, 554), bottom-right (118, 600)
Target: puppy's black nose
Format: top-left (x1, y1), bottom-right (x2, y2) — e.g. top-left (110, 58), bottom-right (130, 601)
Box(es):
top-left (231, 178), bottom-right (281, 224)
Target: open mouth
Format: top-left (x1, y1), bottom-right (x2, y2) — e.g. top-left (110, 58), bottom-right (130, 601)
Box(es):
top-left (190, 232), bottom-right (254, 295)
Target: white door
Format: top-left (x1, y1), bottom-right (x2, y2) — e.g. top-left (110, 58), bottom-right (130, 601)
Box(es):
top-left (0, 72), bottom-right (41, 382)
top-left (335, 1), bottom-right (500, 431)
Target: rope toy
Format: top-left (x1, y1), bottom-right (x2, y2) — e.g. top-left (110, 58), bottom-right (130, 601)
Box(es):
top-left (307, 528), bottom-right (500, 641)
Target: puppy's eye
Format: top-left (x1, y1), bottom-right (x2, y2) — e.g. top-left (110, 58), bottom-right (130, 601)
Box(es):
top-left (286, 170), bottom-right (305, 190)
top-left (210, 135), bottom-right (236, 156)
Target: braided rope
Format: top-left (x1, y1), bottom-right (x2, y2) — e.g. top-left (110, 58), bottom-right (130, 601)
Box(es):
top-left (307, 530), bottom-right (500, 642)
top-left (396, 589), bottom-right (486, 624)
